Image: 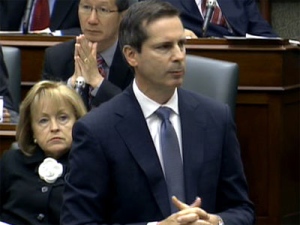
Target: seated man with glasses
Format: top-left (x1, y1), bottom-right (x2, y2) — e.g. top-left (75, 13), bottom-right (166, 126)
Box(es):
top-left (42, 0), bottom-right (138, 110)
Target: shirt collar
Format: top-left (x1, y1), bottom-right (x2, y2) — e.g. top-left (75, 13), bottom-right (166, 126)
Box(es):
top-left (97, 40), bottom-right (118, 68)
top-left (132, 79), bottom-right (179, 119)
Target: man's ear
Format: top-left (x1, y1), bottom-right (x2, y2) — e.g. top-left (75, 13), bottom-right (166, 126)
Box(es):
top-left (123, 45), bottom-right (138, 67)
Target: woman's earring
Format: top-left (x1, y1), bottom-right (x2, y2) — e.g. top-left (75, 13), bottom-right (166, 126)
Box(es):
top-left (34, 138), bottom-right (37, 144)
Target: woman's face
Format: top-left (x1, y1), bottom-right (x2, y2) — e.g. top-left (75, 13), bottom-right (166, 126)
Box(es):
top-left (31, 98), bottom-right (77, 159)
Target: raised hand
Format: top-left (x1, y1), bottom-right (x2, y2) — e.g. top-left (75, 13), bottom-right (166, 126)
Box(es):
top-left (75, 35), bottom-right (104, 88)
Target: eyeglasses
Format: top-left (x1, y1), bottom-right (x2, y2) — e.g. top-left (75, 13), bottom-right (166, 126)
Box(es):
top-left (79, 4), bottom-right (119, 17)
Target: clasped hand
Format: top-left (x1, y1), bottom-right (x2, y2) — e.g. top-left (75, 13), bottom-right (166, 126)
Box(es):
top-left (159, 196), bottom-right (220, 225)
top-left (72, 34), bottom-right (104, 88)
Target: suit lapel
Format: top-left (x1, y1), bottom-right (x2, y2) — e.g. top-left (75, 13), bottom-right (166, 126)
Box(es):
top-left (216, 0), bottom-right (244, 35)
top-left (115, 88), bottom-right (208, 213)
top-left (180, 0), bottom-right (203, 21)
top-left (67, 40), bottom-right (76, 72)
top-left (115, 87), bottom-right (171, 217)
top-left (51, 0), bottom-right (76, 29)
top-left (178, 89), bottom-right (206, 205)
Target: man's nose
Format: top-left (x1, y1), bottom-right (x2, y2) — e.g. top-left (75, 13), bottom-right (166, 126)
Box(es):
top-left (172, 45), bottom-right (185, 61)
top-left (87, 9), bottom-right (99, 23)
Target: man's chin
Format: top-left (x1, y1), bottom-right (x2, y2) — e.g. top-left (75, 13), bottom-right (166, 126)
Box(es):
top-left (85, 37), bottom-right (101, 43)
top-left (83, 32), bottom-right (102, 42)
top-left (167, 80), bottom-right (183, 89)
top-left (173, 77), bottom-right (184, 86)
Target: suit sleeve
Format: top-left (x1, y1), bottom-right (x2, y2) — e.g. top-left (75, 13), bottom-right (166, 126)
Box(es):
top-left (42, 47), bottom-right (61, 81)
top-left (41, 40), bottom-right (77, 82)
top-left (61, 120), bottom-right (111, 225)
top-left (244, 0), bottom-right (277, 37)
top-left (91, 80), bottom-right (122, 108)
top-left (42, 42), bottom-right (122, 109)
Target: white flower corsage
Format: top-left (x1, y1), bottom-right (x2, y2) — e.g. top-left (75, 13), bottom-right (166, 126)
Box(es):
top-left (38, 157), bottom-right (63, 183)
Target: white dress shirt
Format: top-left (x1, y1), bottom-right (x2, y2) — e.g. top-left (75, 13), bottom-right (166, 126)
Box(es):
top-left (132, 79), bottom-right (183, 171)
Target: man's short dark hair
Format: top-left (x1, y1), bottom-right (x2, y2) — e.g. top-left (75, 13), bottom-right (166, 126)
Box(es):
top-left (119, 0), bottom-right (180, 53)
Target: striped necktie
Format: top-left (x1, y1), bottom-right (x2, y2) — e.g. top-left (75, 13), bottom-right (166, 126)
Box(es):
top-left (88, 54), bottom-right (108, 108)
top-left (30, 0), bottom-right (50, 31)
top-left (201, 0), bottom-right (226, 26)
top-left (97, 54), bottom-right (107, 79)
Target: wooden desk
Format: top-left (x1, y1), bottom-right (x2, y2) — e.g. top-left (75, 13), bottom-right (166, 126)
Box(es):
top-left (186, 39), bottom-right (300, 225)
top-left (0, 35), bottom-right (299, 225)
top-left (0, 123), bottom-right (16, 155)
top-left (0, 35), bottom-right (74, 98)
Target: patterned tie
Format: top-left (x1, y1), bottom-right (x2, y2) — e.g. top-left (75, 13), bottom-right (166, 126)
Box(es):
top-left (97, 54), bottom-right (107, 79)
top-left (88, 54), bottom-right (108, 108)
top-left (156, 107), bottom-right (185, 213)
top-left (201, 0), bottom-right (226, 26)
top-left (30, 0), bottom-right (50, 31)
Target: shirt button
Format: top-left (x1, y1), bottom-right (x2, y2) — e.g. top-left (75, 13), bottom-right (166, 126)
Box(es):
top-left (41, 186), bottom-right (48, 193)
top-left (37, 213), bottom-right (45, 221)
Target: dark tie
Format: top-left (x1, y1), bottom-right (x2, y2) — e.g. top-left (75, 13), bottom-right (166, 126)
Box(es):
top-left (201, 0), bottom-right (226, 26)
top-left (30, 0), bottom-right (50, 31)
top-left (89, 54), bottom-right (107, 108)
top-left (97, 54), bottom-right (107, 79)
top-left (156, 107), bottom-right (185, 213)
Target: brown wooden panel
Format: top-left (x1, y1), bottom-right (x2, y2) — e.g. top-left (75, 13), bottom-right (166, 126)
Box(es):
top-left (236, 100), bottom-right (270, 216)
top-left (21, 47), bottom-right (46, 82)
top-left (283, 50), bottom-right (300, 86)
top-left (0, 124), bottom-right (16, 155)
top-left (281, 90), bottom-right (300, 224)
top-left (0, 35), bottom-right (74, 100)
top-left (257, 0), bottom-right (271, 23)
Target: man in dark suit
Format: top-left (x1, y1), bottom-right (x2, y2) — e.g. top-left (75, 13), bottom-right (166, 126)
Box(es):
top-left (155, 0), bottom-right (277, 38)
top-left (43, 0), bottom-right (136, 109)
top-left (61, 1), bottom-right (255, 225)
top-left (0, 0), bottom-right (81, 35)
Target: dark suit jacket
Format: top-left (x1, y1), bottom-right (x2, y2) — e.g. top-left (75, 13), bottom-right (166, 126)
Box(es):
top-left (43, 39), bottom-right (134, 109)
top-left (161, 0), bottom-right (277, 37)
top-left (0, 148), bottom-right (68, 225)
top-left (61, 86), bottom-right (255, 225)
top-left (0, 0), bottom-right (81, 35)
top-left (0, 46), bottom-right (15, 111)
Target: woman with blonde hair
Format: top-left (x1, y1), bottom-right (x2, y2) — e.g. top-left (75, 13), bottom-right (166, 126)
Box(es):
top-left (0, 80), bottom-right (87, 225)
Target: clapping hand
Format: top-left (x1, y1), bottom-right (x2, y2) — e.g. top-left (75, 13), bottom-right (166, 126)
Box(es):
top-left (72, 35), bottom-right (104, 88)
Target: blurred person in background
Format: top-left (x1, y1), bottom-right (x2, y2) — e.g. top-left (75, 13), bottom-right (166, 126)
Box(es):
top-left (144, 0), bottom-right (278, 38)
top-left (0, 0), bottom-right (81, 35)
